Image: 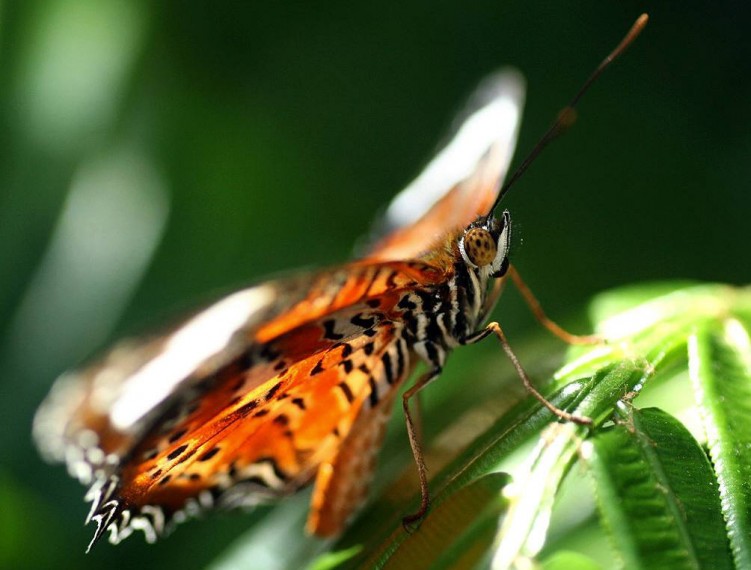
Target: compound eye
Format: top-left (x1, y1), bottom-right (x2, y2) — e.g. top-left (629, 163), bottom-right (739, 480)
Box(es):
top-left (463, 227), bottom-right (497, 267)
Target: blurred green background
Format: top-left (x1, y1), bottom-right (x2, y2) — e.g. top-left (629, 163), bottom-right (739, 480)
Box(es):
top-left (1, 1), bottom-right (749, 569)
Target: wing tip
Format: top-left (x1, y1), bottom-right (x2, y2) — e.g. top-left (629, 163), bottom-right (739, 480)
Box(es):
top-left (374, 68), bottom-right (527, 240)
top-left (461, 67), bottom-right (526, 121)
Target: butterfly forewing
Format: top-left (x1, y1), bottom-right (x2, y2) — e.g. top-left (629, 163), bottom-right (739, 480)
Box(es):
top-left (34, 279), bottom-right (311, 481)
top-left (368, 70), bottom-right (524, 261)
top-left (34, 71), bottom-right (525, 547)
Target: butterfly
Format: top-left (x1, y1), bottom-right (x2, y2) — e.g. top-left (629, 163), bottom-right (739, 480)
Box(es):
top-left (33, 15), bottom-right (647, 551)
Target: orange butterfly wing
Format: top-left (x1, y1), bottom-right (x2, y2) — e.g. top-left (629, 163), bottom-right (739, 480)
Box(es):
top-left (306, 376), bottom-right (400, 536)
top-left (117, 316), bottom-right (409, 539)
top-left (40, 261), bottom-right (438, 545)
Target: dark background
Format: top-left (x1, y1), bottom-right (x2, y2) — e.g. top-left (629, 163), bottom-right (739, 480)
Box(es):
top-left (1, 2), bottom-right (748, 568)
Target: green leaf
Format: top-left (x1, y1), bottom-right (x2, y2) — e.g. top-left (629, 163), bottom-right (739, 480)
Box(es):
top-left (587, 406), bottom-right (732, 570)
top-left (373, 473), bottom-right (510, 570)
top-left (491, 362), bottom-right (647, 568)
top-left (587, 280), bottom-right (702, 325)
top-left (320, 473), bottom-right (509, 570)
top-left (541, 550), bottom-right (603, 570)
top-left (689, 318), bottom-right (751, 569)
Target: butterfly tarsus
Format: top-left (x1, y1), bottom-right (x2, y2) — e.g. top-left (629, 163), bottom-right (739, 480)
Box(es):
top-left (508, 264), bottom-right (604, 346)
top-left (401, 367), bottom-right (442, 530)
top-left (485, 322), bottom-right (593, 426)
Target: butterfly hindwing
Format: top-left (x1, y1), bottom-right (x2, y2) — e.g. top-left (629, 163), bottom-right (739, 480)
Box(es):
top-left (91, 313), bottom-right (410, 543)
top-left (307, 377), bottom-right (402, 537)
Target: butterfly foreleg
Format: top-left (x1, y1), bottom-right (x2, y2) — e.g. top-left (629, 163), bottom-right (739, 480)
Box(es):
top-left (507, 264), bottom-right (602, 345)
top-left (401, 367), bottom-right (442, 529)
top-left (483, 321), bottom-right (592, 426)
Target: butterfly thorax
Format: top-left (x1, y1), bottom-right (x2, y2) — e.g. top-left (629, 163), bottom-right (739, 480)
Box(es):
top-left (396, 215), bottom-right (510, 370)
top-left (392, 270), bottom-right (483, 367)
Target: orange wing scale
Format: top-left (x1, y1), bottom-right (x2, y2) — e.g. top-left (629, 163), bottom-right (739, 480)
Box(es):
top-left (255, 260), bottom-right (445, 343)
top-left (307, 385), bottom-right (399, 536)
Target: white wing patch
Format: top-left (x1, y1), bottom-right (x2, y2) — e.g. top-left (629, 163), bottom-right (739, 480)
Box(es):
top-left (33, 281), bottom-right (282, 474)
top-left (109, 285), bottom-right (278, 431)
top-left (383, 69), bottom-right (525, 229)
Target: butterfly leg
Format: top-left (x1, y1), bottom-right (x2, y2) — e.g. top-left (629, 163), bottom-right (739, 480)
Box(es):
top-left (508, 264), bottom-right (602, 345)
top-left (466, 323), bottom-right (592, 426)
top-left (401, 367), bottom-right (441, 528)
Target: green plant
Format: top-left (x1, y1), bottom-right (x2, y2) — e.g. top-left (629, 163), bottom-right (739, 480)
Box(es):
top-left (214, 282), bottom-right (751, 569)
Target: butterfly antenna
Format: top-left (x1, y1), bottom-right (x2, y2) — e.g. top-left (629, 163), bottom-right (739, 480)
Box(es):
top-left (488, 13), bottom-right (649, 214)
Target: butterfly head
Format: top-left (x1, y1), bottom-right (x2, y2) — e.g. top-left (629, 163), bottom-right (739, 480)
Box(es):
top-left (458, 210), bottom-right (511, 279)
